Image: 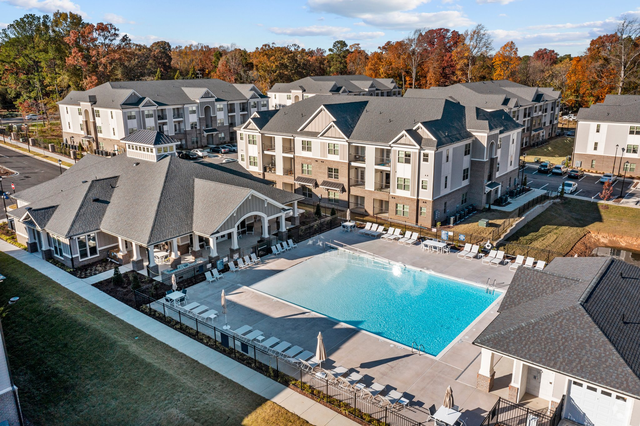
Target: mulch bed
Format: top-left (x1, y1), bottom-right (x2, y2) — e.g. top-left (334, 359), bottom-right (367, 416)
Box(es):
top-left (0, 165), bottom-right (16, 177)
top-left (71, 258), bottom-right (119, 278)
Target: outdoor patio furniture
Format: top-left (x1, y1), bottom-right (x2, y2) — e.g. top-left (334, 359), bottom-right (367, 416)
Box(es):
top-left (299, 357), bottom-right (320, 372)
top-left (212, 269), bottom-right (223, 280)
top-left (338, 372), bottom-right (363, 389)
top-left (404, 232), bottom-right (420, 246)
top-left (283, 345), bottom-right (304, 358)
top-left (233, 325), bottom-right (253, 336)
top-left (369, 225), bottom-right (386, 237)
top-left (182, 302), bottom-right (200, 311)
top-left (359, 222), bottom-right (373, 234)
top-left (296, 351), bottom-right (314, 362)
top-left (464, 245), bottom-right (479, 260)
top-left (523, 257), bottom-right (535, 268)
top-left (271, 245), bottom-right (282, 255)
top-left (380, 227), bottom-right (396, 239)
top-left (482, 250), bottom-right (498, 265)
top-left (317, 366), bottom-right (348, 383)
top-left (228, 262), bottom-right (239, 272)
top-left (204, 271), bottom-right (217, 283)
top-left (397, 231), bottom-right (412, 244)
top-left (359, 383), bottom-right (385, 401)
top-left (198, 309), bottom-right (218, 322)
top-left (277, 242), bottom-right (288, 252)
top-left (243, 255), bottom-right (254, 266)
top-left (282, 241), bottom-right (292, 250)
top-left (490, 251), bottom-right (505, 266)
top-left (341, 221), bottom-right (356, 232)
top-left (191, 305), bottom-right (209, 316)
top-left (509, 255), bottom-right (525, 271)
top-left (165, 291), bottom-right (185, 305)
top-left (243, 330), bottom-right (264, 341)
top-left (237, 258), bottom-right (247, 269)
top-left (433, 406), bottom-right (462, 426)
top-left (535, 260), bottom-right (546, 270)
top-left (287, 239), bottom-right (298, 248)
top-left (271, 341), bottom-right (292, 354)
top-left (250, 253), bottom-right (261, 263)
top-left (260, 337), bottom-right (280, 348)
top-left (457, 244), bottom-right (472, 258)
top-left (385, 228), bottom-right (403, 241)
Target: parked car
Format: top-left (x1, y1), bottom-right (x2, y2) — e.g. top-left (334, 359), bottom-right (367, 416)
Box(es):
top-left (191, 149), bottom-right (208, 158)
top-left (222, 158), bottom-right (237, 164)
top-left (25, 114), bottom-right (39, 120)
top-left (599, 173), bottom-right (618, 184)
top-left (568, 169), bottom-right (584, 179)
top-left (210, 146), bottom-right (229, 154)
top-left (559, 181), bottom-right (578, 194)
top-left (551, 165), bottom-right (568, 176)
top-left (221, 144), bottom-right (237, 153)
top-left (537, 162), bottom-right (554, 173)
top-left (177, 150), bottom-right (198, 160)
top-left (566, 130), bottom-right (575, 136)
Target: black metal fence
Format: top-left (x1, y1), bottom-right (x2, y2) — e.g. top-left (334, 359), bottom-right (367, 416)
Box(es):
top-left (289, 213), bottom-right (345, 242)
top-left (497, 242), bottom-right (565, 264)
top-left (481, 396), bottom-right (565, 426)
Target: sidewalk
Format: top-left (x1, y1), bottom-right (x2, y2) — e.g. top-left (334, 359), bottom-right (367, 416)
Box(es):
top-left (0, 135), bottom-right (73, 168)
top-left (0, 240), bottom-right (355, 426)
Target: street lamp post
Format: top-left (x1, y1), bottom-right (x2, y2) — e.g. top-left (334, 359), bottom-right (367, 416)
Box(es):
top-left (618, 148), bottom-right (626, 175)
top-left (520, 153), bottom-right (527, 189)
top-left (58, 159), bottom-right (62, 175)
top-left (612, 144), bottom-right (619, 175)
top-left (619, 161), bottom-right (630, 199)
top-left (0, 177), bottom-right (7, 220)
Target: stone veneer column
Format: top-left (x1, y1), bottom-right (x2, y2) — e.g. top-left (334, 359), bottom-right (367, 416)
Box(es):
top-left (476, 348), bottom-right (495, 392)
top-left (131, 243), bottom-right (144, 271)
top-left (508, 359), bottom-right (524, 403)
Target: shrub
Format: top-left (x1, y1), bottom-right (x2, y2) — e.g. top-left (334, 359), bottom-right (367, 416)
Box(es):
top-left (112, 266), bottom-right (123, 287)
top-left (330, 207), bottom-right (336, 216)
top-left (130, 272), bottom-right (140, 291)
top-left (315, 203), bottom-right (322, 218)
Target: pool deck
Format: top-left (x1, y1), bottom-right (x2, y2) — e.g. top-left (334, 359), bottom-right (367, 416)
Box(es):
top-left (185, 228), bottom-right (516, 425)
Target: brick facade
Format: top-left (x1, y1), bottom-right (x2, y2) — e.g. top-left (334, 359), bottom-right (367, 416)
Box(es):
top-left (573, 152), bottom-right (640, 178)
top-left (476, 373), bottom-right (495, 393)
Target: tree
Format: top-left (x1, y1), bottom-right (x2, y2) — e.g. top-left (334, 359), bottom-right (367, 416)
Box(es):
top-left (330, 207), bottom-right (337, 216)
top-left (187, 65), bottom-right (196, 79)
top-left (148, 41), bottom-right (172, 78)
top-left (112, 266), bottom-right (123, 287)
top-left (327, 40), bottom-right (349, 75)
top-left (417, 28), bottom-right (464, 88)
top-left (493, 41), bottom-right (521, 81)
top-left (315, 203), bottom-right (322, 218)
top-left (462, 24), bottom-right (493, 82)
top-left (601, 16), bottom-right (640, 94)
top-left (174, 69), bottom-right (181, 80)
top-left (155, 68), bottom-right (162, 80)
top-left (346, 44), bottom-right (368, 75)
top-left (130, 272), bottom-right (140, 291)
top-left (405, 29), bottom-right (428, 88)
top-left (600, 180), bottom-right (614, 201)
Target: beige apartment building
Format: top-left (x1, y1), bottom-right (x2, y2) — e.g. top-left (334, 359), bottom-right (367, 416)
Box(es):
top-left (236, 97), bottom-right (522, 227)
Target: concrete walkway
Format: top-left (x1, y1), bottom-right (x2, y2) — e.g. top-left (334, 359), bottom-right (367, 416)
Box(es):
top-left (1, 135), bottom-right (72, 168)
top-left (0, 240), bottom-right (356, 426)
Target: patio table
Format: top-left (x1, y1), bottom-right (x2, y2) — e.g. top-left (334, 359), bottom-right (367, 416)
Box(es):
top-left (154, 250), bottom-right (170, 263)
top-left (182, 302), bottom-right (200, 311)
top-left (422, 240), bottom-right (447, 253)
top-left (165, 291), bottom-right (185, 305)
top-left (433, 406), bottom-right (461, 426)
top-left (341, 221), bottom-right (356, 232)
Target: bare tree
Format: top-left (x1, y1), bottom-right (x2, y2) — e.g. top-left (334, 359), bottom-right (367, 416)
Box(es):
top-left (405, 29), bottom-right (428, 89)
top-left (607, 16), bottom-right (640, 95)
top-left (464, 24), bottom-right (493, 82)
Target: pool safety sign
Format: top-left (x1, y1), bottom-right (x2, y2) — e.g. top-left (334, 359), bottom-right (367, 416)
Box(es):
top-left (459, 234), bottom-right (466, 241)
top-left (441, 230), bottom-right (450, 240)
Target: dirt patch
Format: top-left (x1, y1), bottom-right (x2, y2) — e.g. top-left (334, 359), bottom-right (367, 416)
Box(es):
top-left (568, 231), bottom-right (640, 257)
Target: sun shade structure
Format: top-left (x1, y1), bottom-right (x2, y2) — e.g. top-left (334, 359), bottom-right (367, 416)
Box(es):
top-left (316, 332), bottom-right (327, 369)
top-left (443, 386), bottom-right (454, 409)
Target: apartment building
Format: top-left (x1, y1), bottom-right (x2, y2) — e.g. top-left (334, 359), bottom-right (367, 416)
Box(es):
top-left (58, 79), bottom-right (269, 154)
top-left (268, 75), bottom-right (401, 109)
top-left (405, 80), bottom-right (560, 148)
top-left (573, 95), bottom-right (640, 178)
top-left (236, 96), bottom-right (521, 227)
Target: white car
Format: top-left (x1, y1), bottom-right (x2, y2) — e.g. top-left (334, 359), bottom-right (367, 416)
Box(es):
top-left (25, 114), bottom-right (39, 120)
top-left (222, 158), bottom-right (237, 164)
top-left (599, 173), bottom-right (617, 184)
top-left (559, 181), bottom-right (578, 194)
top-left (190, 149), bottom-right (208, 158)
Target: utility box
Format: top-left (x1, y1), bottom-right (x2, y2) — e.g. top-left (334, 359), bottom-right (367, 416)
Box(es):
top-left (478, 219), bottom-right (489, 228)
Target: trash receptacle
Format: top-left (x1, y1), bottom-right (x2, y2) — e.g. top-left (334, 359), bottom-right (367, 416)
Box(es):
top-left (478, 218), bottom-right (489, 228)
top-left (450, 216), bottom-right (455, 226)
top-left (216, 259), bottom-right (224, 270)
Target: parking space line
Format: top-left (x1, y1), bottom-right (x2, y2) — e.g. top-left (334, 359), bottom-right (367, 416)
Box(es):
top-left (563, 175), bottom-right (568, 180)
top-left (532, 171), bottom-right (538, 175)
top-left (594, 179), bottom-right (601, 184)
top-left (540, 183), bottom-right (549, 190)
top-left (574, 189), bottom-right (583, 196)
top-left (578, 176), bottom-right (586, 182)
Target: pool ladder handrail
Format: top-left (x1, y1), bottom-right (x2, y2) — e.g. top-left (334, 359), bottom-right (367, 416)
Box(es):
top-left (411, 341), bottom-right (426, 356)
top-left (485, 278), bottom-right (498, 295)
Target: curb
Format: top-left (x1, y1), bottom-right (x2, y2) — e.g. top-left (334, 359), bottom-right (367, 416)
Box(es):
top-left (0, 138), bottom-right (72, 169)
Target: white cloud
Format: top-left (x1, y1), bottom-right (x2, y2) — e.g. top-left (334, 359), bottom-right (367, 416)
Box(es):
top-left (477, 0), bottom-right (517, 4)
top-left (0, 0), bottom-right (85, 16)
top-left (353, 21), bottom-right (367, 26)
top-left (442, 0), bottom-right (454, 3)
top-left (342, 31), bottom-right (385, 40)
top-left (308, 0), bottom-right (430, 17)
top-left (103, 13), bottom-right (134, 25)
top-left (498, 13), bottom-right (507, 17)
top-left (0, 22), bottom-right (8, 29)
top-left (269, 25), bottom-right (351, 37)
top-left (359, 10), bottom-right (473, 30)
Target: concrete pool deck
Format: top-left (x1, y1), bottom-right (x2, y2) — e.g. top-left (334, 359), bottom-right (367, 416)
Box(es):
top-left (184, 228), bottom-right (517, 425)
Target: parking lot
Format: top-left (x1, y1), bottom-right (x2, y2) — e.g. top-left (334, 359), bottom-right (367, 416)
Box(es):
top-left (522, 163), bottom-right (636, 200)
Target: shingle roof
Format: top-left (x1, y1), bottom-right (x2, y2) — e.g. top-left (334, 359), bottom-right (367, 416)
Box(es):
top-left (59, 79), bottom-right (252, 108)
top-left (474, 257), bottom-right (640, 398)
top-left (577, 94), bottom-right (640, 123)
top-left (122, 130), bottom-right (179, 146)
top-left (257, 96), bottom-right (519, 148)
top-left (192, 180), bottom-right (251, 236)
top-left (10, 154), bottom-right (302, 245)
top-left (269, 75), bottom-right (396, 94)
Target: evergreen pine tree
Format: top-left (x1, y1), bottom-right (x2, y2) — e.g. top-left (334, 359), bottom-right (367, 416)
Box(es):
top-left (315, 203), bottom-right (322, 218)
top-left (112, 266), bottom-right (124, 287)
top-left (130, 272), bottom-right (141, 290)
top-left (330, 207), bottom-right (336, 216)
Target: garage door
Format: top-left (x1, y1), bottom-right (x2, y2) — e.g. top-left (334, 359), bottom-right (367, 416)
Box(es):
top-left (565, 380), bottom-right (630, 426)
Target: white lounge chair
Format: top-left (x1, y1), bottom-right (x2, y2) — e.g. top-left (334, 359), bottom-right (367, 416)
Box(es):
top-left (281, 241), bottom-right (291, 250)
top-left (277, 242), bottom-right (288, 252)
top-left (250, 253), bottom-right (261, 263)
top-left (338, 372), bottom-right (363, 389)
top-left (523, 257), bottom-right (535, 268)
top-left (287, 239), bottom-right (298, 249)
top-left (204, 271), bottom-right (217, 283)
top-left (233, 325), bottom-right (252, 336)
top-left (243, 255), bottom-right (254, 266)
top-left (228, 262), bottom-right (239, 272)
top-left (259, 336), bottom-right (280, 349)
top-left (359, 222), bottom-right (373, 234)
top-left (397, 231), bottom-right (412, 244)
top-left (237, 258), bottom-right (247, 269)
top-left (385, 228), bottom-right (403, 241)
top-left (465, 245), bottom-right (480, 260)
top-left (271, 245), bottom-right (281, 255)
top-left (404, 232), bottom-right (420, 246)
top-left (300, 357), bottom-right (320, 372)
top-left (359, 383), bottom-right (385, 402)
top-left (491, 251), bottom-right (505, 266)
top-left (457, 243), bottom-right (472, 258)
top-left (380, 227), bottom-right (396, 240)
top-left (482, 250), bottom-right (498, 265)
top-left (369, 225), bottom-right (386, 237)
top-left (535, 260), bottom-right (546, 270)
top-left (509, 255), bottom-right (525, 271)
top-left (212, 269), bottom-right (223, 280)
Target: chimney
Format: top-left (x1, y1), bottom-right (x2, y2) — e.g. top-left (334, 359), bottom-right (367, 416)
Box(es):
top-left (88, 95), bottom-right (97, 104)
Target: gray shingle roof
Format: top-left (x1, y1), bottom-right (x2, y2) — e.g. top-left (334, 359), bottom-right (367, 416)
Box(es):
top-left (11, 154), bottom-right (302, 245)
top-left (577, 94), bottom-right (640, 123)
top-left (269, 75), bottom-right (396, 94)
top-left (192, 180), bottom-right (251, 236)
top-left (122, 130), bottom-right (179, 146)
top-left (59, 79), bottom-right (252, 108)
top-left (257, 96), bottom-right (519, 148)
top-left (474, 257), bottom-right (640, 398)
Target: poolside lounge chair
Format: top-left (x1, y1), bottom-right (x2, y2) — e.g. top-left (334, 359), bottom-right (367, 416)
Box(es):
top-left (380, 227), bottom-right (395, 240)
top-left (491, 251), bottom-right (505, 266)
top-left (482, 250), bottom-right (498, 265)
top-left (233, 325), bottom-right (252, 336)
top-left (359, 383), bottom-right (385, 402)
top-left (283, 345), bottom-right (304, 358)
top-left (379, 390), bottom-right (405, 408)
top-left (212, 269), bottom-right (223, 280)
top-left (359, 222), bottom-right (373, 234)
top-left (369, 225), bottom-right (386, 238)
top-left (397, 231), bottom-right (412, 244)
top-left (287, 239), bottom-right (298, 249)
top-left (204, 271), bottom-right (217, 283)
top-left (523, 257), bottom-right (535, 268)
top-left (509, 255), bottom-right (525, 271)
top-left (198, 309), bottom-right (218, 323)
top-left (299, 356), bottom-right (320, 372)
top-left (228, 262), bottom-right (239, 272)
top-left (271, 245), bottom-right (281, 255)
top-left (243, 255), bottom-right (254, 266)
top-left (404, 232), bottom-right (420, 246)
top-left (259, 337), bottom-right (280, 349)
top-left (464, 245), bottom-right (480, 260)
top-left (270, 341), bottom-right (292, 355)
top-left (250, 253), bottom-right (261, 263)
top-left (296, 350), bottom-right (314, 362)
top-left (317, 366), bottom-right (348, 384)
top-left (338, 372), bottom-right (363, 389)
top-left (243, 330), bottom-right (264, 342)
top-left (535, 260), bottom-right (546, 270)
top-left (281, 241), bottom-right (291, 251)
top-left (457, 244), bottom-right (472, 258)
top-left (277, 242), bottom-right (288, 252)
top-left (237, 258), bottom-right (247, 269)
top-left (385, 228), bottom-right (403, 241)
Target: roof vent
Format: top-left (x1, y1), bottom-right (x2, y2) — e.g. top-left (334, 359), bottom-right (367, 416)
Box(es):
top-left (25, 207), bottom-right (32, 211)
top-left (92, 198), bottom-right (100, 202)
top-left (133, 162), bottom-right (140, 166)
top-left (81, 180), bottom-right (88, 184)
top-left (88, 95), bottom-right (97, 103)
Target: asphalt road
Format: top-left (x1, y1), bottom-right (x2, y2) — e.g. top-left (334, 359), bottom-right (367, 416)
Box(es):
top-left (522, 163), bottom-right (635, 200)
top-left (0, 144), bottom-right (61, 219)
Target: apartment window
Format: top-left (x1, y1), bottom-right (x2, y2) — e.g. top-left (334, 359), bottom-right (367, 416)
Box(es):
top-left (217, 118), bottom-right (224, 126)
top-left (629, 126), bottom-right (640, 135)
top-left (420, 207), bottom-right (427, 217)
top-left (398, 151), bottom-right (411, 164)
top-left (626, 144), bottom-right (639, 154)
top-left (145, 111), bottom-right (153, 119)
top-left (247, 134), bottom-right (257, 145)
top-left (65, 107), bottom-right (68, 114)
top-left (302, 140), bottom-right (312, 152)
top-left (328, 191), bottom-right (340, 204)
top-left (286, 94), bottom-right (292, 100)
top-left (188, 106), bottom-right (197, 115)
top-left (219, 132), bottom-right (226, 141)
top-left (464, 143), bottom-right (471, 156)
top-left (110, 111), bottom-right (113, 119)
top-left (77, 233), bottom-right (98, 260)
top-left (444, 202), bottom-right (447, 213)
top-left (94, 110), bottom-right (100, 118)
top-left (596, 124), bottom-right (601, 133)
top-left (301, 163), bottom-right (312, 175)
top-left (50, 235), bottom-right (65, 258)
top-left (217, 104), bottom-right (224, 112)
top-left (67, 122), bottom-right (71, 129)
top-left (261, 101), bottom-right (267, 108)
top-left (249, 156), bottom-right (258, 167)
top-left (96, 126), bottom-right (102, 134)
top-left (396, 177), bottom-right (410, 191)
top-left (395, 203), bottom-right (409, 217)
top-left (444, 176), bottom-right (448, 189)
top-left (497, 140), bottom-right (502, 149)
top-left (112, 128), bottom-right (115, 136)
top-left (422, 152), bottom-right (429, 162)
top-left (190, 122), bottom-right (197, 130)
top-left (461, 192), bottom-right (468, 204)
top-left (462, 168), bottom-right (469, 181)
top-left (327, 167), bottom-right (339, 179)
top-left (625, 163), bottom-right (637, 172)
top-left (421, 179), bottom-right (428, 190)
top-left (302, 186), bottom-right (313, 198)
top-left (239, 133), bottom-right (244, 141)
top-left (80, 123), bottom-right (84, 132)
top-left (593, 142), bottom-right (599, 151)
top-left (591, 159), bottom-right (596, 168)
top-left (240, 154), bottom-right (245, 162)
top-left (251, 101), bottom-right (257, 109)
top-left (146, 126), bottom-right (155, 131)
top-left (328, 143), bottom-right (339, 156)
top-left (497, 162), bottom-right (500, 172)
top-left (77, 108), bottom-right (81, 115)
top-left (126, 111), bottom-right (136, 120)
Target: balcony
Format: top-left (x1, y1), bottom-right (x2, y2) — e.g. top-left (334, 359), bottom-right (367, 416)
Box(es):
top-left (350, 153), bottom-right (366, 164)
top-left (264, 164), bottom-right (276, 174)
top-left (263, 143), bottom-right (276, 152)
top-left (374, 156), bottom-right (391, 167)
top-left (158, 112), bottom-right (168, 121)
top-left (228, 104), bottom-right (236, 114)
top-left (350, 178), bottom-right (365, 188)
top-left (374, 182), bottom-right (390, 193)
top-left (283, 168), bottom-right (293, 176)
top-left (174, 126), bottom-right (185, 134)
top-left (239, 104), bottom-right (247, 113)
top-left (283, 142), bottom-right (294, 153)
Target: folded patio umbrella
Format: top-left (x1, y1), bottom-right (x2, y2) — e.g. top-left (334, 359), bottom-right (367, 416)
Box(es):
top-left (221, 290), bottom-right (229, 329)
top-left (171, 274), bottom-right (177, 291)
top-left (443, 386), bottom-right (454, 409)
top-left (346, 208), bottom-right (351, 222)
top-left (316, 332), bottom-right (326, 369)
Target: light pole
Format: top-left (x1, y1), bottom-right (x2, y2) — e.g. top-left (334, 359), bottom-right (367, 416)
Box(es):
top-left (521, 153), bottom-right (527, 188)
top-left (619, 161), bottom-right (630, 199)
top-left (617, 148), bottom-right (626, 175)
top-left (612, 144), bottom-right (619, 175)
top-left (58, 159), bottom-right (62, 175)
top-left (0, 177), bottom-right (7, 220)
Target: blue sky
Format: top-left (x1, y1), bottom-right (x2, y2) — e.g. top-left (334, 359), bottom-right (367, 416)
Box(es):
top-left (1, 0), bottom-right (639, 56)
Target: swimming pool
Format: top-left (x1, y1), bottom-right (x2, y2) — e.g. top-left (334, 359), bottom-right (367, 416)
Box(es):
top-left (250, 249), bottom-right (501, 356)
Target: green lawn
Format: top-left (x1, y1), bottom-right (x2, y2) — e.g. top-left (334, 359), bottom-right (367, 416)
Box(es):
top-left (0, 252), bottom-right (310, 426)
top-left (508, 199), bottom-right (640, 255)
top-left (522, 137), bottom-right (574, 165)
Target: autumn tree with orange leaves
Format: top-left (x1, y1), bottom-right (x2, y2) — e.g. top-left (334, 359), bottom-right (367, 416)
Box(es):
top-left (493, 41), bottom-right (521, 82)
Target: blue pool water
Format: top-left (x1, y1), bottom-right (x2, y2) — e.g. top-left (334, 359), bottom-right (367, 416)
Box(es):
top-left (251, 250), bottom-right (500, 356)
